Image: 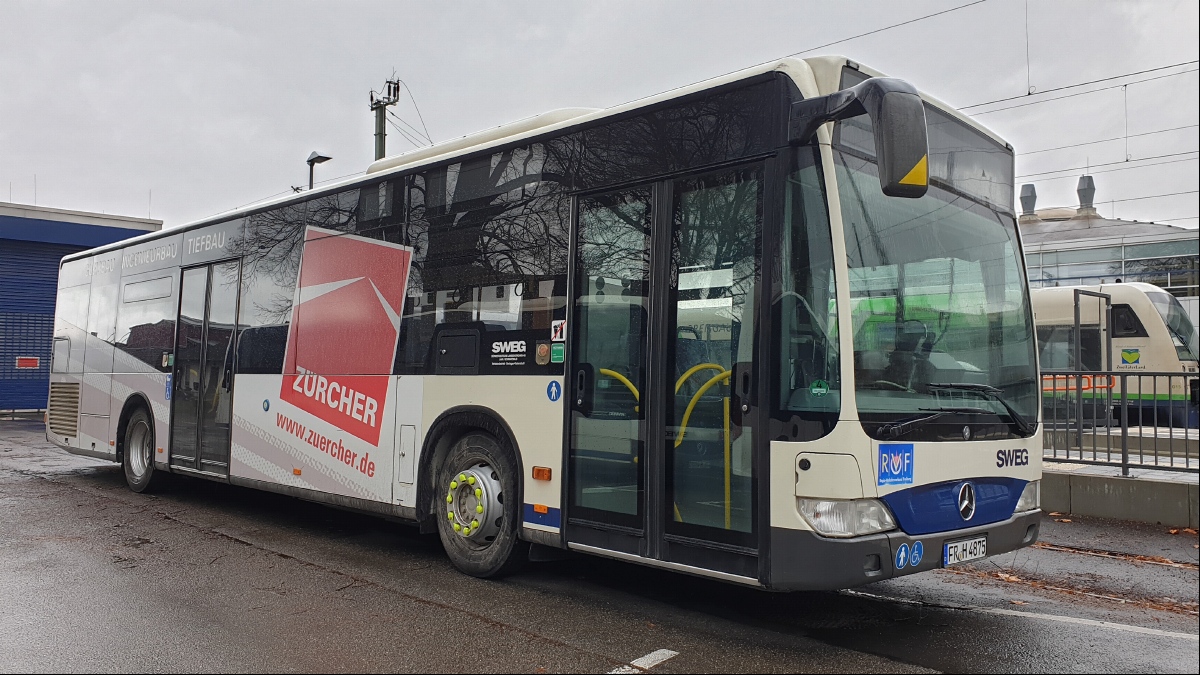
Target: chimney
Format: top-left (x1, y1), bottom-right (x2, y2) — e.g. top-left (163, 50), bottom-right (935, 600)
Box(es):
top-left (1076, 175), bottom-right (1099, 217)
top-left (1018, 183), bottom-right (1040, 225)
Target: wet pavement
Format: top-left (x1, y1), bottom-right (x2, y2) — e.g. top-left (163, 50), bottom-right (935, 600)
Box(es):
top-left (1, 418), bottom-right (1196, 673)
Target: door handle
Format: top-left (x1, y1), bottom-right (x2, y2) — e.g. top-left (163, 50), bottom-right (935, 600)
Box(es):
top-left (575, 368), bottom-right (587, 406)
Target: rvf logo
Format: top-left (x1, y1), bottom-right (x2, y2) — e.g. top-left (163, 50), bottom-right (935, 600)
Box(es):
top-left (1121, 349), bottom-right (1141, 365)
top-left (878, 443), bottom-right (914, 486)
top-left (279, 227), bottom-right (413, 446)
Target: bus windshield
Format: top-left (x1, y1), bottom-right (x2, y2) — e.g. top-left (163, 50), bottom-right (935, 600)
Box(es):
top-left (1147, 292), bottom-right (1200, 362)
top-left (832, 115), bottom-right (1038, 440)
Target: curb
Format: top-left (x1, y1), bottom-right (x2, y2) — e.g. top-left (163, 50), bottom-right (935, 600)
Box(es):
top-left (1043, 469), bottom-right (1199, 528)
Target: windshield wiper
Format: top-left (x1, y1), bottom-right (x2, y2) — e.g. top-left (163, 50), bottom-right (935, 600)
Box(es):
top-left (876, 406), bottom-right (991, 438)
top-left (927, 382), bottom-right (1034, 436)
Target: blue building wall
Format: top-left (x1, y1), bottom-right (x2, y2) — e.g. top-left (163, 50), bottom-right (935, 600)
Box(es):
top-left (0, 215), bottom-right (150, 410)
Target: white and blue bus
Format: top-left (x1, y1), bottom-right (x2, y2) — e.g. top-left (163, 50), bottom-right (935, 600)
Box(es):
top-left (46, 56), bottom-right (1041, 589)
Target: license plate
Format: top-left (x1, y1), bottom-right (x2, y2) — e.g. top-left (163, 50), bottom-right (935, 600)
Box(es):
top-left (944, 536), bottom-right (987, 566)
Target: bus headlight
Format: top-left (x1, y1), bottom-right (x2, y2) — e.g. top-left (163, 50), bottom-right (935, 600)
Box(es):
top-left (797, 498), bottom-right (897, 538)
top-left (1015, 480), bottom-right (1041, 512)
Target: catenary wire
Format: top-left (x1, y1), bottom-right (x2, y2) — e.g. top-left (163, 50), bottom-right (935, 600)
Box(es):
top-left (1019, 125), bottom-right (1199, 156)
top-left (1016, 151), bottom-right (1199, 179)
top-left (969, 68), bottom-right (1195, 115)
top-left (961, 60), bottom-right (1200, 109)
top-left (1020, 156), bottom-right (1199, 183)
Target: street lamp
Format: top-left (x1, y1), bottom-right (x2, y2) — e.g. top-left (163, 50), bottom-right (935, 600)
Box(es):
top-left (307, 151), bottom-right (332, 190)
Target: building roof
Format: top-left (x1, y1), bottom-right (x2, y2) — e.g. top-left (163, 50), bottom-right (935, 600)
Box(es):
top-left (1018, 210), bottom-right (1197, 251)
top-left (0, 201), bottom-right (161, 247)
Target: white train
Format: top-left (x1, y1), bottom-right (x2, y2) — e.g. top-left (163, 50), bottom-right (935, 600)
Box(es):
top-left (1030, 283), bottom-right (1199, 427)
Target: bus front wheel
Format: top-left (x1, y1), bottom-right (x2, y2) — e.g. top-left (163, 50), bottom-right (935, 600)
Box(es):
top-left (435, 431), bottom-right (525, 578)
top-left (122, 407), bottom-right (163, 493)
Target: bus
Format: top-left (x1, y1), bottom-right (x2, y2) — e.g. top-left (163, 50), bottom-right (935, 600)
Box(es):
top-left (46, 55), bottom-right (1042, 590)
top-left (1032, 282), bottom-right (1200, 427)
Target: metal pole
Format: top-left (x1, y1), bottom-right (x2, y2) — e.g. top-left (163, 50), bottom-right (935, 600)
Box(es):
top-left (375, 106), bottom-right (387, 160)
top-left (308, 163), bottom-right (315, 190)
top-left (1120, 374), bottom-right (1129, 477)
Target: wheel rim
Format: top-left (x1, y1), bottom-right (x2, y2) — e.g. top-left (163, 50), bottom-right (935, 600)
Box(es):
top-left (444, 463), bottom-right (504, 544)
top-left (128, 419), bottom-right (152, 478)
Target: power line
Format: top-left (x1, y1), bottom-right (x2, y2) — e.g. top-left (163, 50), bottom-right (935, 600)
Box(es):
top-left (386, 117), bottom-right (427, 149)
top-left (971, 68), bottom-right (1199, 115)
top-left (1016, 151), bottom-right (1199, 179)
top-left (961, 60), bottom-right (1200, 109)
top-left (1022, 156), bottom-right (1199, 183)
top-left (1019, 124), bottom-right (1199, 156)
top-left (395, 79), bottom-right (432, 145)
top-left (1156, 216), bottom-right (1198, 222)
top-left (387, 109), bottom-right (431, 144)
top-left (787, 0), bottom-right (989, 56)
top-left (1103, 190), bottom-right (1199, 205)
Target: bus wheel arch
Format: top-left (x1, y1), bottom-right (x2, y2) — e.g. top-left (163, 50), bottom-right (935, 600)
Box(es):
top-left (116, 394), bottom-right (154, 465)
top-left (417, 407), bottom-right (527, 576)
top-left (117, 395), bottom-right (163, 493)
top-left (416, 406), bottom-right (526, 529)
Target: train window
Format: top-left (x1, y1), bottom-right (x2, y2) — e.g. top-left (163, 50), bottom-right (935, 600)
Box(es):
top-left (1110, 304), bottom-right (1148, 339)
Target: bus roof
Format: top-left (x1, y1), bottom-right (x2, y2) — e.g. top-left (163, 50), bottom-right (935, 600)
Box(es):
top-left (63, 55), bottom-right (1009, 265)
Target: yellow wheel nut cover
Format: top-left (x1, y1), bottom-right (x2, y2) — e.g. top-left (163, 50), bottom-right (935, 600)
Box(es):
top-left (474, 488), bottom-right (482, 498)
top-left (446, 494), bottom-right (453, 503)
top-left (471, 520), bottom-right (479, 528)
top-left (468, 476), bottom-right (476, 485)
top-left (459, 473), bottom-right (467, 482)
top-left (447, 512), bottom-right (454, 520)
top-left (453, 523), bottom-right (461, 532)
top-left (476, 504), bottom-right (484, 513)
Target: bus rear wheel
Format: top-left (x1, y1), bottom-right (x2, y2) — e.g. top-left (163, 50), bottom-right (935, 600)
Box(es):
top-left (435, 431), bottom-right (524, 578)
top-left (123, 407), bottom-right (162, 493)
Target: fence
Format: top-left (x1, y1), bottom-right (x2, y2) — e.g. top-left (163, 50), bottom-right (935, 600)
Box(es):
top-left (1041, 369), bottom-right (1200, 475)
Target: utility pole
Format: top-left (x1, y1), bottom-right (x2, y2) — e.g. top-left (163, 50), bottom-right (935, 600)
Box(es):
top-left (369, 78), bottom-right (400, 161)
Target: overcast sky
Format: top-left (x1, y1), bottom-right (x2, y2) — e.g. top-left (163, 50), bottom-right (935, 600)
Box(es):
top-left (2, 0), bottom-right (1196, 229)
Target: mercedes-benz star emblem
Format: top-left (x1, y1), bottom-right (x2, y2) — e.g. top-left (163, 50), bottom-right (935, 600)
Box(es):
top-left (958, 482), bottom-right (976, 521)
top-left (962, 425), bottom-right (971, 441)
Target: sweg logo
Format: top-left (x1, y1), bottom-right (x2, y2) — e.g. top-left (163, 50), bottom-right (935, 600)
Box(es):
top-left (290, 366), bottom-right (379, 428)
top-left (280, 226), bottom-right (413, 447)
top-left (996, 448), bottom-right (1030, 468)
top-left (878, 443), bottom-right (914, 486)
top-left (187, 232), bottom-right (226, 254)
top-left (492, 340), bottom-right (527, 354)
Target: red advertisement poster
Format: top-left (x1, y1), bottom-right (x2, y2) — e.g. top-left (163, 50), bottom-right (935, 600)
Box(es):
top-left (279, 226), bottom-right (413, 446)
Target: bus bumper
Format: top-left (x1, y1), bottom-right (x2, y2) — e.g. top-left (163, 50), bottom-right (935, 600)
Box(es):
top-left (767, 509), bottom-right (1041, 591)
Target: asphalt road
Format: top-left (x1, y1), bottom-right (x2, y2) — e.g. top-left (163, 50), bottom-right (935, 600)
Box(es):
top-left (1, 419), bottom-right (1197, 673)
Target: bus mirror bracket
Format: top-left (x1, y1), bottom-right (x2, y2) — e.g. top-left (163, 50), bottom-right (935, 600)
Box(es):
top-left (788, 77), bottom-right (929, 199)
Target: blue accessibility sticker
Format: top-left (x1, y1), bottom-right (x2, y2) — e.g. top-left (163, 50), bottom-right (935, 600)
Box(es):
top-left (878, 443), bottom-right (914, 486)
top-left (546, 380), bottom-right (562, 402)
top-left (910, 541), bottom-right (924, 567)
top-left (895, 542), bottom-right (910, 569)
top-left (165, 374), bottom-right (172, 401)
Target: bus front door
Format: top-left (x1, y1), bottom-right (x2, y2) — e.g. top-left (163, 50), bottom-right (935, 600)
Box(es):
top-left (566, 165), bottom-right (763, 581)
top-left (169, 261), bottom-right (240, 475)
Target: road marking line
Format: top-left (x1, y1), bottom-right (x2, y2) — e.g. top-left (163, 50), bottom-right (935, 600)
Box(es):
top-left (975, 607), bottom-right (1200, 640)
top-left (609, 649), bottom-right (680, 673)
top-left (844, 590), bottom-right (1199, 641)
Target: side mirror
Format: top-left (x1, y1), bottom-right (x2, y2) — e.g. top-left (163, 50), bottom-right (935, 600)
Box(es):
top-left (789, 77), bottom-right (929, 198)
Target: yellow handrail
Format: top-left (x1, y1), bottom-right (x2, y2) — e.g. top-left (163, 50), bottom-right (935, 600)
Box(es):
top-left (675, 363), bottom-right (725, 393)
top-left (674, 370), bottom-right (731, 448)
top-left (598, 368), bottom-right (640, 413)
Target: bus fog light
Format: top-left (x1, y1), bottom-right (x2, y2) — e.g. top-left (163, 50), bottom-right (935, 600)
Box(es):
top-left (1016, 480), bottom-right (1040, 512)
top-left (797, 498), bottom-right (896, 538)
